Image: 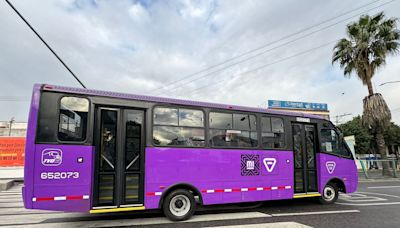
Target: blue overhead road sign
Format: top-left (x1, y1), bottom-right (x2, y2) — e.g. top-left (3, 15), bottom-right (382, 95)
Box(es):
top-left (268, 100), bottom-right (328, 111)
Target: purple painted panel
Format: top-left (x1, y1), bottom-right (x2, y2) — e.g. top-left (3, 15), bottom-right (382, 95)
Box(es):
top-left (23, 84), bottom-right (41, 209)
top-left (32, 144), bottom-right (94, 212)
top-left (317, 153), bottom-right (358, 194)
top-left (144, 148), bottom-right (294, 209)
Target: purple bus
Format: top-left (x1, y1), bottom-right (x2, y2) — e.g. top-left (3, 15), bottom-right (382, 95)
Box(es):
top-left (23, 84), bottom-right (358, 221)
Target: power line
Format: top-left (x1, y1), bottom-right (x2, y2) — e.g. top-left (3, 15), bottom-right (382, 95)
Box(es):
top-left (391, 107), bottom-right (400, 112)
top-left (0, 99), bottom-right (30, 102)
top-left (5, 0), bottom-right (87, 89)
top-left (0, 96), bottom-right (30, 102)
top-left (151, 0), bottom-right (388, 95)
top-left (155, 0), bottom-right (396, 96)
top-left (333, 113), bottom-right (353, 125)
top-left (164, 0), bottom-right (396, 97)
top-left (183, 40), bottom-right (336, 98)
top-left (379, 80), bottom-right (400, 86)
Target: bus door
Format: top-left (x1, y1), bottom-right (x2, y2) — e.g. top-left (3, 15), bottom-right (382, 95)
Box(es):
top-left (93, 107), bottom-right (144, 209)
top-left (292, 123), bottom-right (318, 194)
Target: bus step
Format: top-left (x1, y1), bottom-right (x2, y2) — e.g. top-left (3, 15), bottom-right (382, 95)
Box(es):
top-left (90, 206), bottom-right (145, 213)
top-left (293, 192), bottom-right (321, 198)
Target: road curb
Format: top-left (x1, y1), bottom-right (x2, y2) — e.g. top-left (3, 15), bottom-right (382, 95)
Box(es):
top-left (0, 180), bottom-right (15, 191)
top-left (359, 178), bottom-right (400, 183)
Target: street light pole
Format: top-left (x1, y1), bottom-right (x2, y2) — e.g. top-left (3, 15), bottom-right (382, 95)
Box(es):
top-left (8, 117), bottom-right (15, 136)
top-left (379, 81), bottom-right (400, 86)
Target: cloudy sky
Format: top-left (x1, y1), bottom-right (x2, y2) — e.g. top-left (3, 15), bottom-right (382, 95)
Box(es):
top-left (0, 0), bottom-right (399, 125)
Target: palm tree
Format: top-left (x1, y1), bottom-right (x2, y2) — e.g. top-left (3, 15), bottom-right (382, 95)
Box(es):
top-left (332, 12), bottom-right (399, 174)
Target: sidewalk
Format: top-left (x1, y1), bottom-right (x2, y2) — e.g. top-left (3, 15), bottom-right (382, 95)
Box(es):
top-left (0, 167), bottom-right (23, 190)
top-left (358, 169), bottom-right (400, 182)
top-left (359, 177), bottom-right (400, 182)
top-left (0, 167), bottom-right (23, 180)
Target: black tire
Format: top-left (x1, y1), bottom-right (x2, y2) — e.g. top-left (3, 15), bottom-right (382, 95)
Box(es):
top-left (318, 183), bottom-right (339, 205)
top-left (162, 189), bottom-right (196, 221)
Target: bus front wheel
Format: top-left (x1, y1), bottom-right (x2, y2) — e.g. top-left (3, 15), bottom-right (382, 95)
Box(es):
top-left (163, 189), bottom-right (196, 221)
top-left (319, 183), bottom-right (338, 204)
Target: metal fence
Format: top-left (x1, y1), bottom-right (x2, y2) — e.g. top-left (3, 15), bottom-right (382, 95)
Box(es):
top-left (358, 159), bottom-right (398, 179)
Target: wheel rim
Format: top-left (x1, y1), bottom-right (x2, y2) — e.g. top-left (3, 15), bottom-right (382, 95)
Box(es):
top-left (323, 186), bottom-right (335, 202)
top-left (169, 195), bottom-right (191, 217)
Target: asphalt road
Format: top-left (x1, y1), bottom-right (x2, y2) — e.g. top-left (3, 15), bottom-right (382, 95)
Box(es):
top-left (1, 180), bottom-right (400, 227)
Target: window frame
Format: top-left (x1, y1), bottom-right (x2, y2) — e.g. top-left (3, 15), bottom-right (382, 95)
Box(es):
top-left (151, 105), bottom-right (206, 148)
top-left (56, 95), bottom-right (91, 144)
top-left (319, 124), bottom-right (352, 159)
top-left (260, 115), bottom-right (286, 149)
top-left (208, 110), bottom-right (259, 149)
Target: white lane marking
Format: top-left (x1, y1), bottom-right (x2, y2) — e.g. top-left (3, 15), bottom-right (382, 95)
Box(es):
top-left (205, 222), bottom-right (312, 228)
top-left (356, 191), bottom-right (400, 199)
top-left (342, 193), bottom-right (367, 198)
top-left (338, 194), bottom-right (387, 202)
top-left (2, 209), bottom-right (360, 227)
top-left (368, 186), bottom-right (400, 189)
top-left (271, 209), bottom-right (360, 217)
top-left (337, 202), bottom-right (400, 206)
top-left (7, 212), bottom-right (270, 227)
top-left (337, 191), bottom-right (400, 206)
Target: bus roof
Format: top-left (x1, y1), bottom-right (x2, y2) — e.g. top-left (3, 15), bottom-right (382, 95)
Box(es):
top-left (40, 84), bottom-right (325, 120)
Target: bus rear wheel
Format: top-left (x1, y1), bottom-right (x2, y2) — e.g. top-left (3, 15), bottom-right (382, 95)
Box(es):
top-left (163, 189), bottom-right (196, 221)
top-left (319, 183), bottom-right (338, 204)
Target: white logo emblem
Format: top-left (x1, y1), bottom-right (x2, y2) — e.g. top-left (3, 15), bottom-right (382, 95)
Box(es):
top-left (41, 149), bottom-right (62, 166)
top-left (263, 158), bottom-right (277, 172)
top-left (246, 160), bottom-right (255, 170)
top-left (326, 161), bottom-right (336, 174)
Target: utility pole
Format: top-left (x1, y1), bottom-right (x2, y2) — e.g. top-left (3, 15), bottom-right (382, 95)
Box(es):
top-left (8, 117), bottom-right (15, 136)
top-left (333, 113), bottom-right (352, 125)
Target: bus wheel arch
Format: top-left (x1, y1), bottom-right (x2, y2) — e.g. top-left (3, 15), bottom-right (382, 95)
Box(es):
top-left (159, 183), bottom-right (203, 209)
top-left (326, 178), bottom-right (346, 193)
top-left (319, 178), bottom-right (344, 205)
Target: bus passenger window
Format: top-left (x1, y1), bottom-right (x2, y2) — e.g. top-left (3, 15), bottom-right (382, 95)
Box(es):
top-left (58, 97), bottom-right (89, 142)
top-left (261, 117), bottom-right (285, 149)
top-left (209, 112), bottom-right (257, 148)
top-left (153, 107), bottom-right (205, 147)
top-left (154, 107), bottom-right (178, 126)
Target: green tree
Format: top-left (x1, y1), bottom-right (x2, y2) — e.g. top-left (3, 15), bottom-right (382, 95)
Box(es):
top-left (384, 122), bottom-right (400, 158)
top-left (332, 12), bottom-right (400, 174)
top-left (338, 116), bottom-right (373, 154)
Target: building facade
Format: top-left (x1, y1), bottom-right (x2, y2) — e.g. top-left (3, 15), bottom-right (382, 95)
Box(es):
top-left (0, 121), bottom-right (27, 137)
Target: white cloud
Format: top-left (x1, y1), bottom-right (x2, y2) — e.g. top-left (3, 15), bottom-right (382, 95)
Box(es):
top-left (128, 3), bottom-right (150, 23)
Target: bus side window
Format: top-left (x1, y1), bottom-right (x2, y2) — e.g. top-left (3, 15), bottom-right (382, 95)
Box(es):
top-left (58, 97), bottom-right (89, 142)
top-left (209, 112), bottom-right (258, 148)
top-left (152, 107), bottom-right (205, 147)
top-left (261, 116), bottom-right (285, 149)
top-left (320, 128), bottom-right (350, 157)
